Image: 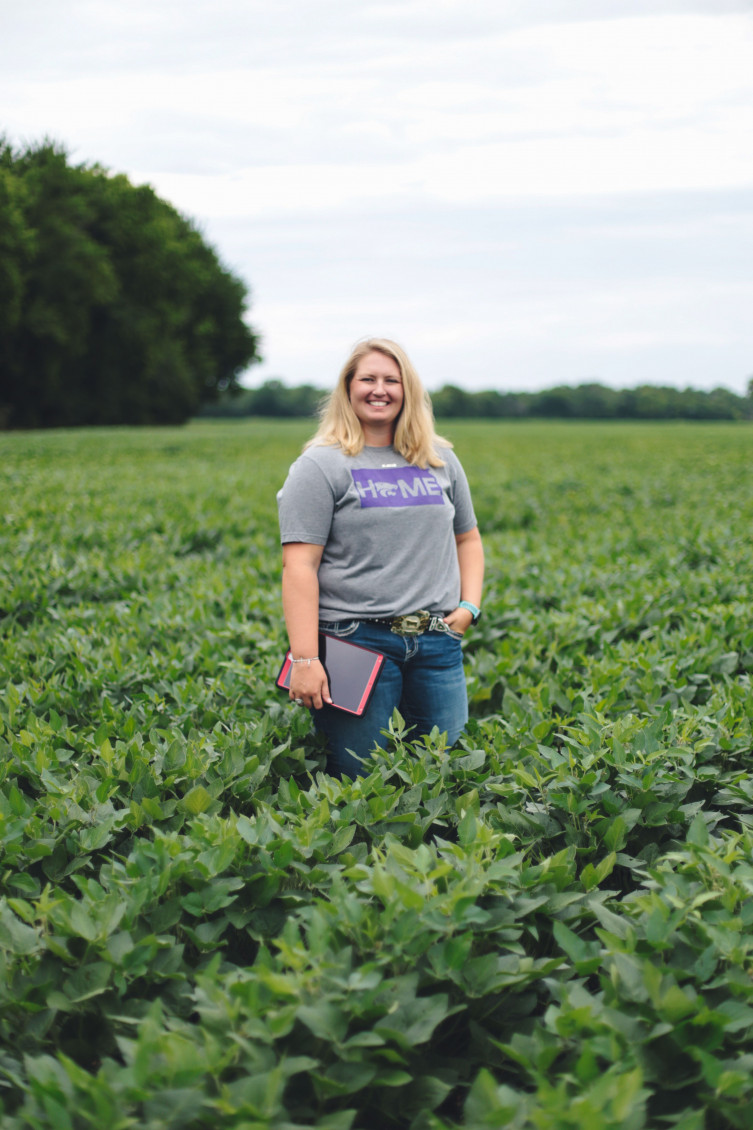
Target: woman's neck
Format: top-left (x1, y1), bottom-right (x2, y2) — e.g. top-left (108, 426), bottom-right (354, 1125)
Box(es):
top-left (360, 423), bottom-right (395, 447)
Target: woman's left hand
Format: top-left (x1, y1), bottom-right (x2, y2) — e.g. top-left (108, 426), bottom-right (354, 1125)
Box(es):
top-left (443, 606), bottom-right (474, 635)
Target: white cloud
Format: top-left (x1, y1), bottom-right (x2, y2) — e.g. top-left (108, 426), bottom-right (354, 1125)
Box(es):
top-left (1, 1), bottom-right (751, 393)
top-left (133, 107), bottom-right (750, 222)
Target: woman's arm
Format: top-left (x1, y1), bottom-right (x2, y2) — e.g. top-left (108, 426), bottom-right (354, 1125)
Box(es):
top-left (281, 542), bottom-right (332, 709)
top-left (444, 526), bottom-right (485, 634)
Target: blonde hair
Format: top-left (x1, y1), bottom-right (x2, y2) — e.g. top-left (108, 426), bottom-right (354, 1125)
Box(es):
top-left (305, 338), bottom-right (450, 467)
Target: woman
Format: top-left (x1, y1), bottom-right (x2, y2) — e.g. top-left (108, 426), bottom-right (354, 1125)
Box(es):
top-left (277, 338), bottom-right (484, 778)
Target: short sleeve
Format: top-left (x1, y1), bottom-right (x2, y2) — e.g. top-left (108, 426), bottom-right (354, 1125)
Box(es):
top-left (277, 455), bottom-right (336, 545)
top-left (448, 454), bottom-right (477, 534)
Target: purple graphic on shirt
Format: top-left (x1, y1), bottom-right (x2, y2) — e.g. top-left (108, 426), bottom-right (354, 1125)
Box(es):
top-left (352, 467), bottom-right (445, 508)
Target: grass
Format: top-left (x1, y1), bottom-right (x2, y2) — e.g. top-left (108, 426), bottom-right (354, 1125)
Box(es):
top-left (0, 419), bottom-right (752, 1129)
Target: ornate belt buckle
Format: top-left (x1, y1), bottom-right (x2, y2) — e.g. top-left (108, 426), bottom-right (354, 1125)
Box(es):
top-left (391, 610), bottom-right (431, 635)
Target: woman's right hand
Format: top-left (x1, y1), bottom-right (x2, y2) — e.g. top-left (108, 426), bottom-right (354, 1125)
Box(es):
top-left (289, 658), bottom-right (332, 710)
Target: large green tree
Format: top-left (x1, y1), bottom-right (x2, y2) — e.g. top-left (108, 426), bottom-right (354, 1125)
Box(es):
top-left (0, 139), bottom-right (260, 428)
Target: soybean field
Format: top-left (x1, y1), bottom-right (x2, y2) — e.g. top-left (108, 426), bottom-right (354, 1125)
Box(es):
top-left (1, 420), bottom-right (752, 1129)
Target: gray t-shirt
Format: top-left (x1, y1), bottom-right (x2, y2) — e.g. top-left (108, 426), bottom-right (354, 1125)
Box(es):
top-left (277, 443), bottom-right (477, 621)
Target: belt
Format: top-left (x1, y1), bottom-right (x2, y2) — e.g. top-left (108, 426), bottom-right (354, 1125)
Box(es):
top-left (364, 609), bottom-right (451, 636)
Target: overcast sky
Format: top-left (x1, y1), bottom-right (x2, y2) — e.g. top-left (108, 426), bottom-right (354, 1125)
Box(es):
top-left (2, 0), bottom-right (752, 394)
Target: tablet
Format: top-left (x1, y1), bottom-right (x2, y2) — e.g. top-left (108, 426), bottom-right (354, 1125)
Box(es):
top-left (277, 632), bottom-right (385, 715)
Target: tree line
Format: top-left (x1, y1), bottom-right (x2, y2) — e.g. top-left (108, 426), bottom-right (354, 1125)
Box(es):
top-left (200, 378), bottom-right (753, 421)
top-left (0, 139), bottom-right (260, 428)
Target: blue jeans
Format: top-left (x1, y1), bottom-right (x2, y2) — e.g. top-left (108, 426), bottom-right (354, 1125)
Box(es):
top-left (314, 619), bottom-right (468, 778)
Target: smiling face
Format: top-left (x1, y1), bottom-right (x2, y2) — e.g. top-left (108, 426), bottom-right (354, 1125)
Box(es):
top-left (348, 350), bottom-right (404, 444)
